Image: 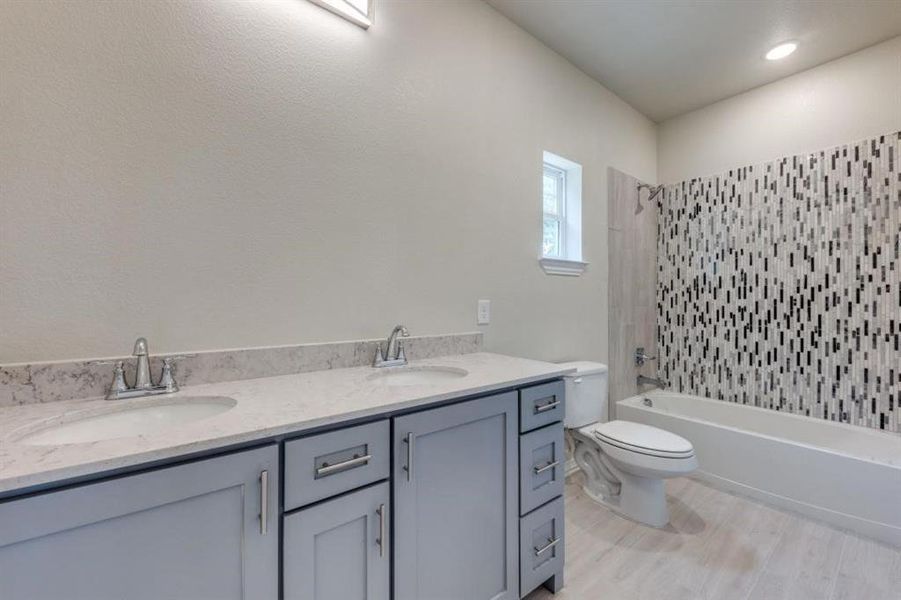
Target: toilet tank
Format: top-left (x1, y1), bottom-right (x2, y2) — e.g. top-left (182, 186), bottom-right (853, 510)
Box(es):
top-left (558, 361), bottom-right (608, 428)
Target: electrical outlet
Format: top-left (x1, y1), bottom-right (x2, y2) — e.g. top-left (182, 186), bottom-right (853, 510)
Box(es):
top-left (477, 299), bottom-right (491, 325)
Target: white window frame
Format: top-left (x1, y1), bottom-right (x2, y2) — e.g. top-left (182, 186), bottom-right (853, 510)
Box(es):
top-left (542, 164), bottom-right (567, 259)
top-left (308, 0), bottom-right (373, 29)
top-left (540, 151), bottom-right (587, 276)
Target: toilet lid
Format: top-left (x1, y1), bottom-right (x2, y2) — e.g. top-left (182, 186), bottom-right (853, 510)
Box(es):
top-left (590, 420), bottom-right (694, 458)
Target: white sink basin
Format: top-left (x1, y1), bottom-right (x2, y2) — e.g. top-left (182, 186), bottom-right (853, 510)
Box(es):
top-left (17, 396), bottom-right (237, 446)
top-left (367, 366), bottom-right (469, 386)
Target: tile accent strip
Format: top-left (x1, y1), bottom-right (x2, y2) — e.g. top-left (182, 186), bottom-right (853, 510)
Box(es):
top-left (657, 132), bottom-right (900, 433)
top-left (0, 332), bottom-right (483, 407)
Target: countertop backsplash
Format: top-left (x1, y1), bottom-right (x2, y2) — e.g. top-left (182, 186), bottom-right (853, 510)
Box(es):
top-left (0, 332), bottom-right (483, 407)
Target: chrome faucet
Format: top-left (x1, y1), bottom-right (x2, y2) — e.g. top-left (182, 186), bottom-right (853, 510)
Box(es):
top-left (374, 325), bottom-right (410, 367)
top-left (637, 374), bottom-right (668, 389)
top-left (96, 338), bottom-right (185, 400)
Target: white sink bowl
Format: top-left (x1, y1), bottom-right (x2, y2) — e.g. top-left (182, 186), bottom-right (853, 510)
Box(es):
top-left (17, 396), bottom-right (237, 446)
top-left (367, 366), bottom-right (468, 387)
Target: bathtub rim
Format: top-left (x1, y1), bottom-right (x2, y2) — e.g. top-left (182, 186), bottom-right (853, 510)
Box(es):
top-left (618, 389), bottom-right (901, 469)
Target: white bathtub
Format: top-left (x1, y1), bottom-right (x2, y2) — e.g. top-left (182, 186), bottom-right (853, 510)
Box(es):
top-left (617, 390), bottom-right (901, 547)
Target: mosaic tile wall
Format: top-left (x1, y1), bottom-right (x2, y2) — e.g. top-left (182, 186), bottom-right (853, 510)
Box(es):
top-left (657, 132), bottom-right (900, 433)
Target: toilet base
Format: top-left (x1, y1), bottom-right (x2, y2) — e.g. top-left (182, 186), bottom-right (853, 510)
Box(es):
top-left (572, 430), bottom-right (674, 528)
top-left (580, 470), bottom-right (670, 528)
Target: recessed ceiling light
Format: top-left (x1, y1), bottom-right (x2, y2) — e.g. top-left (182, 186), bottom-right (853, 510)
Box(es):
top-left (765, 42), bottom-right (798, 61)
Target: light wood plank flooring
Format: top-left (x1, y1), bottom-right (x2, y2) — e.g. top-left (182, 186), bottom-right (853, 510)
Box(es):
top-left (525, 474), bottom-right (901, 600)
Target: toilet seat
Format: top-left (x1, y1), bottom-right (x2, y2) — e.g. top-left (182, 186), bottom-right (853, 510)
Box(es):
top-left (583, 420), bottom-right (695, 459)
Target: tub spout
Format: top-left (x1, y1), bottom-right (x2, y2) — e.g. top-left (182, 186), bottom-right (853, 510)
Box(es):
top-left (637, 374), bottom-right (668, 389)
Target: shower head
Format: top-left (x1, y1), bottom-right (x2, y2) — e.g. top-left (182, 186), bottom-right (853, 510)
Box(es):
top-left (635, 182), bottom-right (664, 214)
top-left (638, 183), bottom-right (664, 201)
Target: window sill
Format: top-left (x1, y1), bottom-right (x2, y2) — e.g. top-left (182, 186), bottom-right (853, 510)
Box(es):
top-left (539, 257), bottom-right (588, 277)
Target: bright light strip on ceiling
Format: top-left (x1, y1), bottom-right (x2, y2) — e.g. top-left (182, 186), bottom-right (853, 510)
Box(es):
top-left (765, 41), bottom-right (798, 61)
top-left (307, 0), bottom-right (372, 28)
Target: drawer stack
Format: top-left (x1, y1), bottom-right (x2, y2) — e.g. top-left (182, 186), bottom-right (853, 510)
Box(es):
top-left (518, 381), bottom-right (565, 598)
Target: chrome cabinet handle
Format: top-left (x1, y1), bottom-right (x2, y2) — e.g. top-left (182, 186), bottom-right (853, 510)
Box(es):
top-left (534, 399), bottom-right (560, 413)
top-left (316, 453), bottom-right (372, 477)
top-left (376, 503), bottom-right (387, 557)
top-left (403, 433), bottom-right (414, 481)
top-left (259, 470), bottom-right (269, 536)
top-left (533, 460), bottom-right (560, 475)
top-left (534, 537), bottom-right (560, 556)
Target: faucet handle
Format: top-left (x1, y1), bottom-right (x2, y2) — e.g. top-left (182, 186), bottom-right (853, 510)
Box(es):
top-left (397, 340), bottom-right (407, 363)
top-left (159, 358), bottom-right (178, 393)
top-left (635, 347), bottom-right (656, 366)
top-left (87, 360), bottom-right (129, 399)
top-left (107, 361), bottom-right (129, 400)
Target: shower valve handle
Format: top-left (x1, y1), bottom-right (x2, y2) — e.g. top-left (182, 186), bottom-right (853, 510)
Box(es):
top-left (635, 347), bottom-right (656, 366)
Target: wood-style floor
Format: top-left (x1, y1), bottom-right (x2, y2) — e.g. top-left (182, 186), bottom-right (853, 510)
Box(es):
top-left (524, 474), bottom-right (901, 600)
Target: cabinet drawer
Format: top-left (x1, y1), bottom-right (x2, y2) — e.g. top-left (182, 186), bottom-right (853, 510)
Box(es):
top-left (285, 420), bottom-right (389, 510)
top-left (519, 424), bottom-right (565, 515)
top-left (520, 496), bottom-right (564, 597)
top-left (519, 380), bottom-right (565, 433)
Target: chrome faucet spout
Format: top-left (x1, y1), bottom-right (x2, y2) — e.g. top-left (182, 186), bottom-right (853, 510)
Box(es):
top-left (385, 325), bottom-right (408, 360)
top-left (374, 325), bottom-right (410, 367)
top-left (637, 374), bottom-right (668, 389)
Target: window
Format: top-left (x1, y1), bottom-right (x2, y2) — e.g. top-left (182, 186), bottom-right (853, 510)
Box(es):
top-left (542, 165), bottom-right (566, 258)
top-left (540, 151), bottom-right (586, 276)
top-left (308, 0), bottom-right (373, 28)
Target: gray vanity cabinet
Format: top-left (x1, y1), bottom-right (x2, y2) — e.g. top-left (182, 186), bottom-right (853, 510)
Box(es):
top-left (393, 392), bottom-right (519, 600)
top-left (0, 445), bottom-right (279, 600)
top-left (283, 482), bottom-right (390, 600)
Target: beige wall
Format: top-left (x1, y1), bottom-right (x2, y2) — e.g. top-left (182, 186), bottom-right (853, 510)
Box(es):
top-left (0, 0), bottom-right (656, 363)
top-left (658, 36), bottom-right (901, 183)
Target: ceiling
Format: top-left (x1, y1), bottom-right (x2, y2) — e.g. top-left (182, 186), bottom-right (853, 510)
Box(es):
top-left (486, 0), bottom-right (901, 122)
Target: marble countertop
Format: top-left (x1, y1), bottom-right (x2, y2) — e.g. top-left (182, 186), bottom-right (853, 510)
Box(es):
top-left (0, 352), bottom-right (572, 496)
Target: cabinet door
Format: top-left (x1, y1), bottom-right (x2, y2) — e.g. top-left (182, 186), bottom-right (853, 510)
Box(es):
top-left (283, 482), bottom-right (389, 600)
top-left (0, 445), bottom-right (279, 600)
top-left (394, 392), bottom-right (518, 600)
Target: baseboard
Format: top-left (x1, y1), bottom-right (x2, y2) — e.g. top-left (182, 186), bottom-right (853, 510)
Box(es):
top-left (691, 470), bottom-right (901, 548)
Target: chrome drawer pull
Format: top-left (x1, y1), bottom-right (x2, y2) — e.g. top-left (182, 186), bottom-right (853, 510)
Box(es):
top-left (534, 399), bottom-right (560, 413)
top-left (533, 460), bottom-right (560, 475)
top-left (316, 453), bottom-right (372, 477)
top-left (259, 470), bottom-right (269, 536)
top-left (534, 536), bottom-right (560, 557)
top-left (376, 503), bottom-right (387, 557)
top-left (403, 433), bottom-right (414, 481)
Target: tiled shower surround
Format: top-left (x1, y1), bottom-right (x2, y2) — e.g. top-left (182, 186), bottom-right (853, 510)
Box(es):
top-left (657, 132), bottom-right (900, 433)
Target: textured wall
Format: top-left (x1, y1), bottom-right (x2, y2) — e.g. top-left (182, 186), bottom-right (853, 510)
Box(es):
top-left (0, 0), bottom-right (656, 363)
top-left (658, 36), bottom-right (901, 183)
top-left (658, 132), bottom-right (900, 432)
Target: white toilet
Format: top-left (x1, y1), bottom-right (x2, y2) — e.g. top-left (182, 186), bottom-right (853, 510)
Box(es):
top-left (560, 362), bottom-right (697, 528)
